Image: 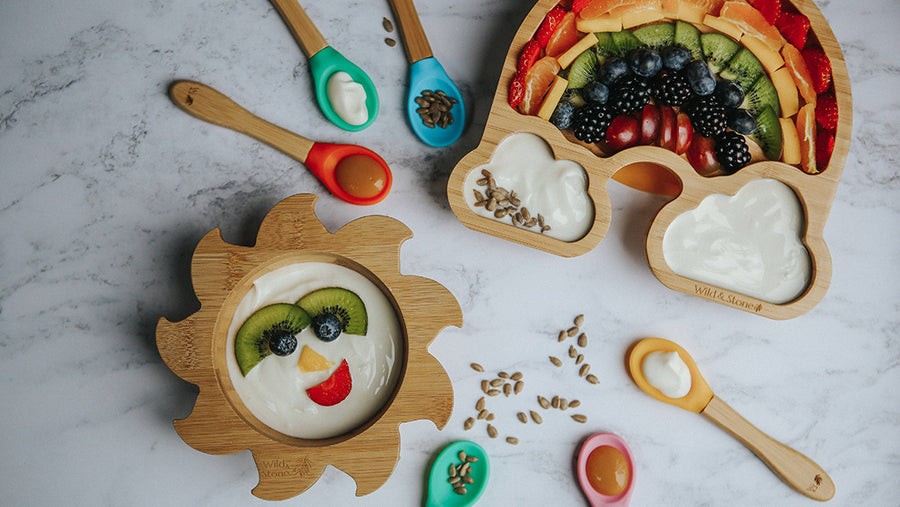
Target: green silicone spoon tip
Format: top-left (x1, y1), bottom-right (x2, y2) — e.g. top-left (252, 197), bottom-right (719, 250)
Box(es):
top-left (425, 440), bottom-right (489, 507)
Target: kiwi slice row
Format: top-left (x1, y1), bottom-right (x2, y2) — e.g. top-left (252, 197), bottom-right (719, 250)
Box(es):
top-left (234, 287), bottom-right (368, 376)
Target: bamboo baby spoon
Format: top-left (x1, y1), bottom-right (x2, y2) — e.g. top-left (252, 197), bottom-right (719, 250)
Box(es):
top-left (627, 338), bottom-right (835, 501)
top-left (170, 80), bottom-right (391, 205)
top-left (270, 0), bottom-right (378, 131)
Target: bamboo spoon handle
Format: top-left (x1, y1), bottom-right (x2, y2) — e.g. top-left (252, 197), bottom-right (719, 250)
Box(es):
top-left (701, 396), bottom-right (835, 501)
top-left (169, 80), bottom-right (315, 162)
top-left (387, 0), bottom-right (433, 63)
top-left (270, 0), bottom-right (329, 58)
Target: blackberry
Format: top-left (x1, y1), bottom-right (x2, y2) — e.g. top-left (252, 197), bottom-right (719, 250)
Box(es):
top-left (572, 102), bottom-right (614, 144)
top-left (715, 131), bottom-right (751, 173)
top-left (686, 96), bottom-right (727, 137)
top-left (609, 75), bottom-right (651, 114)
top-left (652, 70), bottom-right (693, 107)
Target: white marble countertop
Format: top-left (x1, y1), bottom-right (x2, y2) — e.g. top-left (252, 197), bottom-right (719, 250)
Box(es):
top-left (2, 0), bottom-right (898, 505)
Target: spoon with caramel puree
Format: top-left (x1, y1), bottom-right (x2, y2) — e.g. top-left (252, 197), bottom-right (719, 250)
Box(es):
top-left (169, 80), bottom-right (391, 205)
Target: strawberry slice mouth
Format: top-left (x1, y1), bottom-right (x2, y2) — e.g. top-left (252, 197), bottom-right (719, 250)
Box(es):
top-left (306, 359), bottom-right (352, 407)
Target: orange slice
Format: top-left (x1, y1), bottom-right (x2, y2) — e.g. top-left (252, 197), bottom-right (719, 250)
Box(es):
top-left (518, 56), bottom-right (561, 116)
top-left (796, 103), bottom-right (817, 174)
top-left (546, 12), bottom-right (578, 58)
top-left (718, 1), bottom-right (783, 52)
top-left (579, 0), bottom-right (661, 20)
top-left (782, 43), bottom-right (817, 106)
top-left (676, 0), bottom-right (725, 24)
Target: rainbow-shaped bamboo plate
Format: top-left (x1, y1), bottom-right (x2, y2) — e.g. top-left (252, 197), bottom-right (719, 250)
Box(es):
top-left (448, 0), bottom-right (850, 319)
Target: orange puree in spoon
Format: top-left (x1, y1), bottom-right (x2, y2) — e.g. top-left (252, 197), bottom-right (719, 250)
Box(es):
top-left (335, 154), bottom-right (388, 199)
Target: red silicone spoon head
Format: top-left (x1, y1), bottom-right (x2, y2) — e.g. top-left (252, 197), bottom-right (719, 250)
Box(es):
top-left (305, 142), bottom-right (392, 205)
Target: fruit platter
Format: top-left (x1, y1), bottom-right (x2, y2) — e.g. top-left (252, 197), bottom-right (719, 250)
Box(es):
top-left (155, 194), bottom-right (462, 500)
top-left (447, 0), bottom-right (850, 319)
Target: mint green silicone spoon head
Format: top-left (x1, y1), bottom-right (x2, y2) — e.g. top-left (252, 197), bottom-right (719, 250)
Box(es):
top-left (271, 0), bottom-right (378, 132)
top-left (425, 441), bottom-right (489, 507)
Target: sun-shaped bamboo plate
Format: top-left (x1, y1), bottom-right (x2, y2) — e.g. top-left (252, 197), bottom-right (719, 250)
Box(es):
top-left (155, 194), bottom-right (462, 500)
top-left (447, 0), bottom-right (851, 319)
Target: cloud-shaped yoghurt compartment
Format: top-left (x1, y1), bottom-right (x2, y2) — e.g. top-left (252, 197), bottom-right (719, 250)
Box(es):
top-left (463, 133), bottom-right (594, 242)
top-left (662, 178), bottom-right (812, 305)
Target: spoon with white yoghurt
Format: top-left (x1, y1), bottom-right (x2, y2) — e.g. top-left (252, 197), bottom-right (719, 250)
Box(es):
top-left (270, 0), bottom-right (378, 131)
top-left (627, 338), bottom-right (835, 502)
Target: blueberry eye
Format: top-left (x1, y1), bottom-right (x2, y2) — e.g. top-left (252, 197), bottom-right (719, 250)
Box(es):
top-left (268, 330), bottom-right (297, 356)
top-left (312, 314), bottom-right (343, 342)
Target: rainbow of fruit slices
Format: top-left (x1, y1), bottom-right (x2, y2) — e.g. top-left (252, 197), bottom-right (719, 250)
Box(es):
top-left (508, 0), bottom-right (838, 176)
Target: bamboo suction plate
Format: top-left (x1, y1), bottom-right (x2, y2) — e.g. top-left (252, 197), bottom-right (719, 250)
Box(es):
top-left (447, 0), bottom-right (851, 319)
top-left (156, 194), bottom-right (462, 500)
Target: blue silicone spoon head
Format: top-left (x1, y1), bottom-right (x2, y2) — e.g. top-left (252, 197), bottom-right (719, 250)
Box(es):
top-left (425, 440), bottom-right (489, 507)
top-left (309, 46), bottom-right (379, 132)
top-left (407, 57), bottom-right (465, 147)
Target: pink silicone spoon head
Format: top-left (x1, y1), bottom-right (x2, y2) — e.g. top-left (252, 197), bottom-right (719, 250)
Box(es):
top-left (577, 433), bottom-right (636, 507)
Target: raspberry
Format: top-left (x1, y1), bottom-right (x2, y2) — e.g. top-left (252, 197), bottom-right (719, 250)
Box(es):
top-left (572, 103), bottom-right (615, 144)
top-left (714, 131), bottom-right (751, 173)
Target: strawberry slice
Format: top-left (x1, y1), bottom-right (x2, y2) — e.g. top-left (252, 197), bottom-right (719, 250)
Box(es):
top-left (534, 6), bottom-right (567, 48)
top-left (508, 72), bottom-right (527, 108)
top-left (802, 48), bottom-right (833, 94)
top-left (306, 359), bottom-right (352, 406)
top-left (815, 127), bottom-right (835, 169)
top-left (776, 11), bottom-right (810, 50)
top-left (815, 92), bottom-right (839, 130)
top-left (517, 40), bottom-right (542, 75)
top-left (748, 0), bottom-right (781, 25)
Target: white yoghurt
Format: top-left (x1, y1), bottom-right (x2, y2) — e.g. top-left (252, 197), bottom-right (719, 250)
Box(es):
top-left (642, 351), bottom-right (692, 398)
top-left (326, 71), bottom-right (368, 126)
top-left (662, 178), bottom-right (811, 304)
top-left (225, 262), bottom-right (402, 439)
top-left (463, 133), bottom-right (594, 242)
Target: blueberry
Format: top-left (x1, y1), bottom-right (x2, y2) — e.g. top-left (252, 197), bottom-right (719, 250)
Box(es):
top-left (598, 58), bottom-right (629, 86)
top-left (312, 313), bottom-right (342, 342)
top-left (661, 46), bottom-right (692, 71)
top-left (715, 81), bottom-right (745, 108)
top-left (268, 330), bottom-right (297, 356)
top-left (627, 48), bottom-right (663, 78)
top-left (583, 81), bottom-right (609, 104)
top-left (726, 108), bottom-right (757, 135)
top-left (550, 101), bottom-right (577, 130)
top-left (684, 60), bottom-right (716, 96)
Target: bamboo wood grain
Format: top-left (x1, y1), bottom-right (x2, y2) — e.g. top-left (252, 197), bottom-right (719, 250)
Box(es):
top-left (446, 0), bottom-right (851, 319)
top-left (702, 396), bottom-right (835, 501)
top-left (388, 0), bottom-right (434, 63)
top-left (170, 80), bottom-right (315, 163)
top-left (156, 194), bottom-right (461, 500)
top-left (270, 0), bottom-right (328, 58)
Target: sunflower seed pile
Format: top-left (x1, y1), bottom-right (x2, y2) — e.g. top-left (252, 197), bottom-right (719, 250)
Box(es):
top-left (415, 90), bottom-right (457, 129)
top-left (447, 450), bottom-right (479, 495)
top-left (472, 169), bottom-right (551, 233)
top-left (465, 364), bottom-right (524, 444)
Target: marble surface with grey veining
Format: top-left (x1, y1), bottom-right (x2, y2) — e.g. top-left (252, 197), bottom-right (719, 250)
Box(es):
top-left (1, 0), bottom-right (898, 505)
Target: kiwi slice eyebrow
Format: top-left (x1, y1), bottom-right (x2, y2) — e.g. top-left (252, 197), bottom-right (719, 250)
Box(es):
top-left (297, 287), bottom-right (368, 336)
top-left (234, 303), bottom-right (311, 376)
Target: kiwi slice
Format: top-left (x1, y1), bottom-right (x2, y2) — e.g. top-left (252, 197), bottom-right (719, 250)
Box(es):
top-left (611, 29), bottom-right (643, 56)
top-left (750, 105), bottom-right (783, 161)
top-left (297, 287), bottom-right (368, 336)
top-left (700, 33), bottom-right (740, 74)
top-left (631, 22), bottom-right (675, 48)
top-left (594, 32), bottom-right (617, 57)
top-left (720, 48), bottom-right (765, 91)
top-left (235, 303), bottom-right (311, 376)
top-left (567, 50), bottom-right (598, 89)
top-left (674, 20), bottom-right (704, 61)
top-left (741, 74), bottom-right (781, 116)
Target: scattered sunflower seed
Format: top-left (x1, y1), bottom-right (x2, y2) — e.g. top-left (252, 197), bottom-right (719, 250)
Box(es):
top-left (574, 314), bottom-right (584, 327)
top-left (569, 345), bottom-right (578, 358)
top-left (517, 412), bottom-right (528, 423)
top-left (476, 397), bottom-right (485, 411)
top-left (549, 356), bottom-right (562, 367)
top-left (511, 372), bottom-right (523, 381)
top-left (576, 353), bottom-right (584, 365)
top-left (481, 380), bottom-right (490, 393)
top-left (514, 380), bottom-right (524, 394)
top-left (530, 411), bottom-right (543, 424)
top-left (466, 456), bottom-right (479, 463)
top-left (486, 412), bottom-right (495, 421)
top-left (558, 330), bottom-right (567, 342)
top-left (552, 396), bottom-right (560, 408)
top-left (458, 451), bottom-right (467, 462)
top-left (449, 476), bottom-right (461, 484)
top-left (503, 383), bottom-right (512, 396)
top-left (560, 398), bottom-right (569, 410)
top-left (498, 371), bottom-right (509, 379)
top-left (487, 389), bottom-right (501, 397)
top-left (572, 414), bottom-right (588, 423)
top-left (462, 475), bottom-right (475, 484)
top-left (470, 363), bottom-right (484, 372)
top-left (578, 333), bottom-right (588, 348)
top-left (579, 364), bottom-right (591, 377)
top-left (477, 409), bottom-right (488, 420)
top-left (586, 374), bottom-right (600, 384)
top-left (538, 396), bottom-right (551, 409)
top-left (454, 486), bottom-right (467, 495)
top-left (464, 417), bottom-right (475, 430)
top-left (490, 378), bottom-right (504, 387)
top-left (487, 424), bottom-right (498, 438)
top-left (567, 326), bottom-right (579, 337)
top-left (506, 437), bottom-right (519, 445)
top-left (449, 463), bottom-right (458, 477)
top-left (569, 399), bottom-right (581, 408)
top-left (382, 17), bottom-right (394, 32)
top-left (384, 37), bottom-right (396, 47)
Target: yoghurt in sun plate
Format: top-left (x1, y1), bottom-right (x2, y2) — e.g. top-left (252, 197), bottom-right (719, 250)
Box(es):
top-left (225, 262), bottom-right (403, 439)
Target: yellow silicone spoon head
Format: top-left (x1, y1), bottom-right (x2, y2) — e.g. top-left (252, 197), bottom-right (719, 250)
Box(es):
top-left (626, 338), bottom-right (714, 413)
